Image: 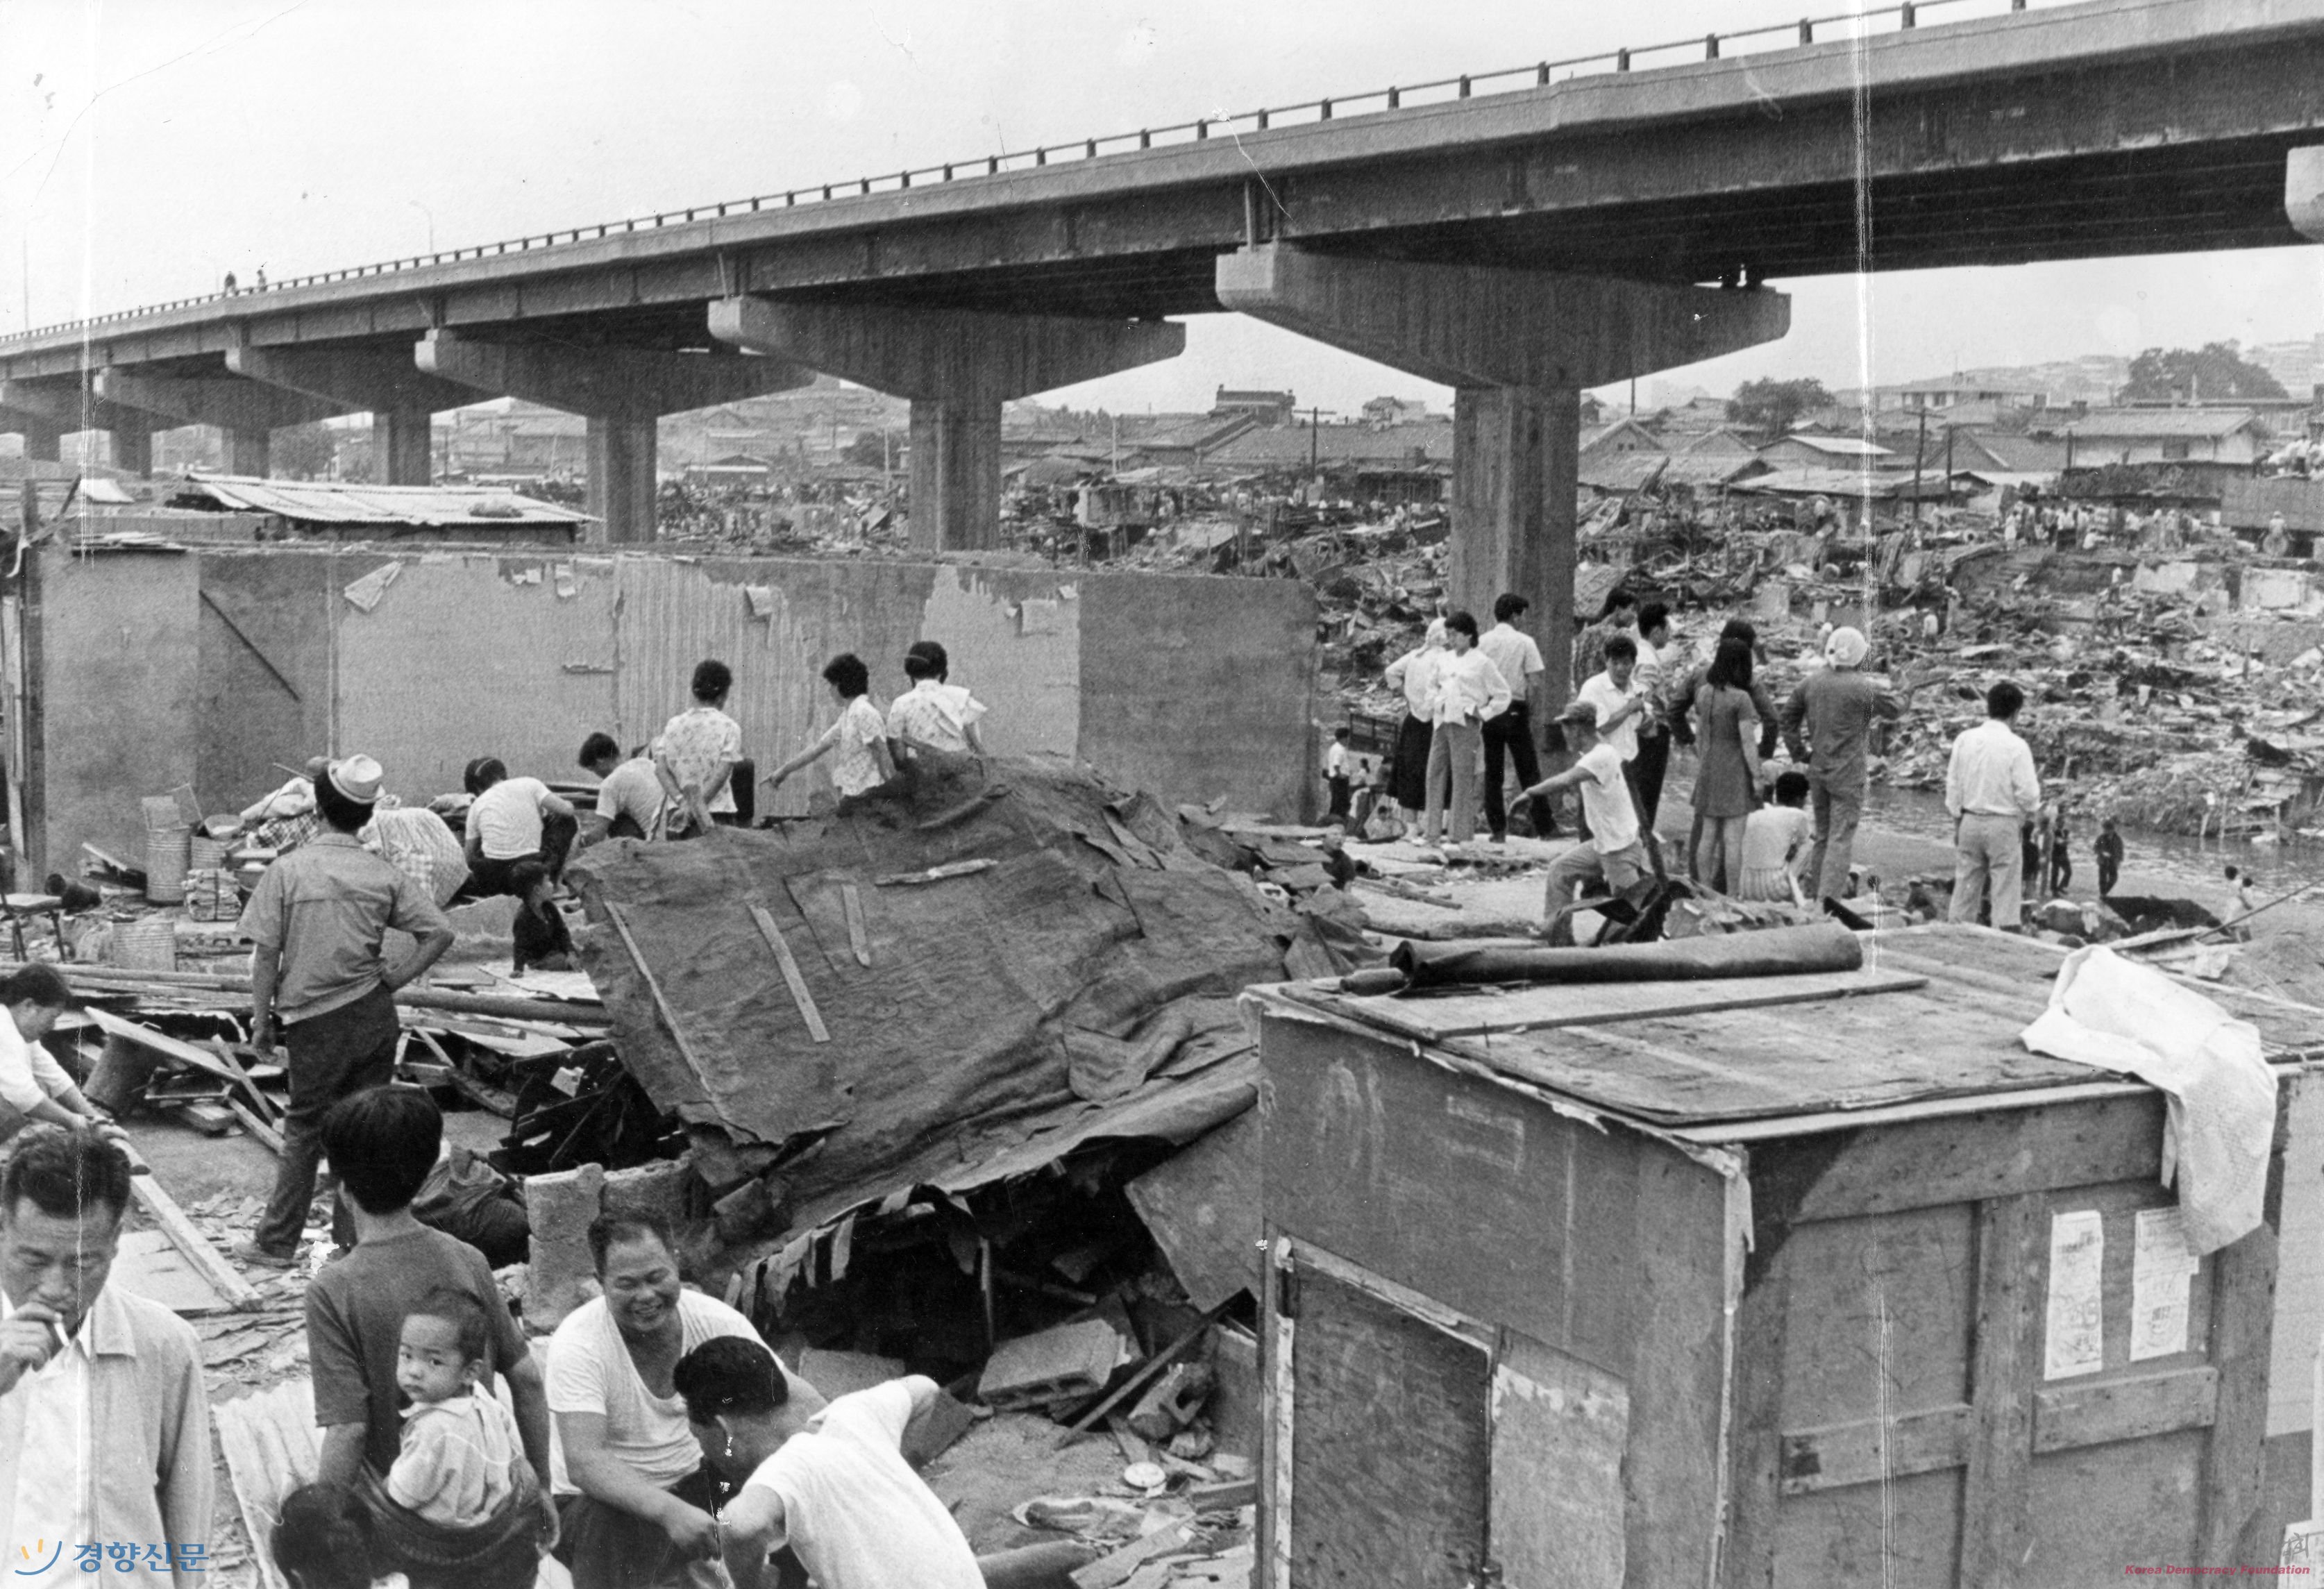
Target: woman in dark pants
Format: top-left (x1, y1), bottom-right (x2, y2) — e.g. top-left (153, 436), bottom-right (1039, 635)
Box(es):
top-left (1382, 623), bottom-right (1447, 829)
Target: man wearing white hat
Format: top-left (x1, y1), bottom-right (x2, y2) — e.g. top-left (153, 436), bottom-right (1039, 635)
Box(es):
top-left (236, 757), bottom-right (455, 1268)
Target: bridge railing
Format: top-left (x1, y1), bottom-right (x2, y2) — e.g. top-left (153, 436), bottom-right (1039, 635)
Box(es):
top-left (8, 0), bottom-right (2060, 344)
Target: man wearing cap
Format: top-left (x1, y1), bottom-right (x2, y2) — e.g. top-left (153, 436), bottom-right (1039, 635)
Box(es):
top-left (1521, 700), bottom-right (1652, 945)
top-left (1779, 627), bottom-right (1903, 906)
top-left (237, 757), bottom-right (455, 1269)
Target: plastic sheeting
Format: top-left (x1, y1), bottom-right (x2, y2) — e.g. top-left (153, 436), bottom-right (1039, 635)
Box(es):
top-left (2021, 945), bottom-right (2277, 1253)
top-left (568, 754), bottom-right (1291, 1233)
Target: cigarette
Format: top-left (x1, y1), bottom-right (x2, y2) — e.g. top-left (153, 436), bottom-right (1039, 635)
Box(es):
top-left (44, 1321), bottom-right (67, 1356)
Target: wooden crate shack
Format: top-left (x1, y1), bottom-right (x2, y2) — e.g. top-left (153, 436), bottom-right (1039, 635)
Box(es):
top-left (1247, 925), bottom-right (2324, 1588)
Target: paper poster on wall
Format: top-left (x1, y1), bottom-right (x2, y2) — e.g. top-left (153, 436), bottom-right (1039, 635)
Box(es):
top-left (2282, 1520), bottom-right (2324, 1570)
top-left (2044, 1209), bottom-right (2105, 1379)
top-left (2130, 1207), bottom-right (2201, 1361)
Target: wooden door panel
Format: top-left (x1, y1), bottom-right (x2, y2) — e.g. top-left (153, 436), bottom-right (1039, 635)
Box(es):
top-left (1290, 1268), bottom-right (1490, 1588)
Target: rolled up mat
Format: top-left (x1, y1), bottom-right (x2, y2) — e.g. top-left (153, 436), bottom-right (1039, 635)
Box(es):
top-left (1389, 920), bottom-right (1863, 990)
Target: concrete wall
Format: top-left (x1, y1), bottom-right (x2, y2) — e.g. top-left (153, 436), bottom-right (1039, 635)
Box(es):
top-left (29, 547), bottom-right (203, 876)
top-left (26, 545), bottom-right (1317, 876)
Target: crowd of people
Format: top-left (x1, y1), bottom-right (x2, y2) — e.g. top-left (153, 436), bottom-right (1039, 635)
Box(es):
top-left (1361, 583), bottom-right (2143, 939)
top-left (0, 628), bottom-right (1023, 1585)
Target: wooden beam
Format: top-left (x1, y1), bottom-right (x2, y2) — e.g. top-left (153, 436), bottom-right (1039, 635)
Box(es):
top-left (1716, 1237), bottom-right (1792, 1588)
top-left (750, 905), bottom-right (830, 1043)
top-left (2034, 1366), bottom-right (2217, 1453)
top-left (1959, 1192), bottom-right (2043, 1588)
top-left (1779, 1404), bottom-right (1971, 1495)
top-left (128, 1161), bottom-right (260, 1313)
top-left (604, 901), bottom-right (717, 1088)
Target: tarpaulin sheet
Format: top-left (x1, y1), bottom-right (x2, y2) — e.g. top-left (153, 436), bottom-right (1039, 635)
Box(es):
top-left (568, 755), bottom-right (1290, 1224)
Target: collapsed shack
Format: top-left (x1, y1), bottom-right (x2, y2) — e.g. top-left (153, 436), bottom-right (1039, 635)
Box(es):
top-left (558, 753), bottom-right (1340, 1415)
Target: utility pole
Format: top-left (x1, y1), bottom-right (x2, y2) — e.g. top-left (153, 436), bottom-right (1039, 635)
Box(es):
top-left (1911, 407), bottom-right (1928, 526)
top-left (1310, 406), bottom-right (1320, 477)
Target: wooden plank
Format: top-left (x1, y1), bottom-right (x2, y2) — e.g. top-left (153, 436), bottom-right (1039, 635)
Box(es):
top-left (82, 1005), bottom-right (242, 1083)
top-left (1672, 1077), bottom-right (2155, 1145)
top-left (1775, 1093), bottom-right (2166, 1222)
top-left (1777, 1403), bottom-right (1971, 1495)
top-left (1716, 1231), bottom-right (1794, 1589)
top-left (2200, 1222), bottom-right (2282, 1564)
top-left (750, 903), bottom-right (831, 1044)
top-left (224, 1094), bottom-right (284, 1154)
top-left (1288, 1267), bottom-right (1490, 1588)
top-left (1490, 1331), bottom-right (1628, 1586)
top-left (1622, 1149), bottom-right (1735, 1589)
top-left (604, 901), bottom-right (718, 1087)
top-left (1125, 1109), bottom-right (1259, 1311)
top-left (2034, 1366), bottom-right (2217, 1453)
top-left (1442, 989), bottom-right (2102, 1128)
top-left (1958, 1192), bottom-right (2044, 1589)
top-left (1263, 1018), bottom-right (1642, 1378)
top-left (1305, 968), bottom-right (1929, 1043)
top-left (108, 1227), bottom-right (239, 1316)
top-left (841, 881), bottom-right (872, 966)
top-left (130, 1168), bottom-right (261, 1313)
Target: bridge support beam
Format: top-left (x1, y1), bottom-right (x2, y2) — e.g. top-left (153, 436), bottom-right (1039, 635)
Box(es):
top-left (226, 346), bottom-right (485, 486)
top-left (709, 296), bottom-right (1185, 553)
top-left (0, 380), bottom-right (167, 476)
top-left (1218, 244), bottom-right (1789, 705)
top-left (92, 371), bottom-right (351, 480)
top-left (6, 415), bottom-right (62, 463)
top-left (109, 424), bottom-right (155, 478)
top-left (415, 333), bottom-right (811, 542)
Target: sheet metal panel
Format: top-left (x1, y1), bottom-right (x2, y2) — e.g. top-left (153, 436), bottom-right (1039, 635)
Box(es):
top-left (180, 475), bottom-right (593, 527)
top-left (333, 552), bottom-right (617, 796)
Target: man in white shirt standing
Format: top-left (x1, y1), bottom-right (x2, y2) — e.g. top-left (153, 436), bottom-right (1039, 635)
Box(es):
top-left (1524, 700), bottom-right (1651, 945)
top-left (1421, 612), bottom-right (1511, 848)
top-left (675, 1337), bottom-right (982, 1589)
top-left (1477, 594), bottom-right (1557, 843)
top-left (1945, 679), bottom-right (2042, 932)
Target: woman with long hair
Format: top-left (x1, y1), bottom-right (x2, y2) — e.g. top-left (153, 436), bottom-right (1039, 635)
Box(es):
top-left (1691, 637), bottom-right (1762, 893)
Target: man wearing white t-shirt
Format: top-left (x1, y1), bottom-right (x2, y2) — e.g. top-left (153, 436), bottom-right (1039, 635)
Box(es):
top-left (546, 1215), bottom-right (824, 1589)
top-left (674, 1337), bottom-right (982, 1589)
top-left (462, 757), bottom-right (578, 897)
top-left (1524, 699), bottom-right (1651, 944)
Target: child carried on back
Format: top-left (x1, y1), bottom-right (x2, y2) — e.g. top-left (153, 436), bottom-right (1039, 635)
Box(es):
top-left (387, 1287), bottom-right (525, 1528)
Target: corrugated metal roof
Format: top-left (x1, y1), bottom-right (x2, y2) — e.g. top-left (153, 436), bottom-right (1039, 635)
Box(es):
top-left (2062, 407), bottom-right (2264, 439)
top-left (1734, 465), bottom-right (1915, 497)
top-left (1776, 432), bottom-right (1896, 458)
top-left (1203, 420), bottom-right (1454, 469)
top-left (170, 474), bottom-right (595, 526)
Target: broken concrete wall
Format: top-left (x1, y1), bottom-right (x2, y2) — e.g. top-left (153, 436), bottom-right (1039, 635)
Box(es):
top-left (29, 547), bottom-right (203, 876)
top-left (25, 545), bottom-right (1319, 877)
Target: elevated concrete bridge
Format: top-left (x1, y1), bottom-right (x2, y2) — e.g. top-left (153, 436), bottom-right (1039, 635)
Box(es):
top-left (8, 0), bottom-right (2324, 699)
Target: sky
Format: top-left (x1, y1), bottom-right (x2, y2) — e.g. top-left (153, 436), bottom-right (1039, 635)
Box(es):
top-left (5, 0), bottom-right (2324, 419)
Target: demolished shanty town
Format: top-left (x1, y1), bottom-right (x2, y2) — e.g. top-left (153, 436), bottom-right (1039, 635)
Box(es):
top-left (19, 3), bottom-right (2324, 1587)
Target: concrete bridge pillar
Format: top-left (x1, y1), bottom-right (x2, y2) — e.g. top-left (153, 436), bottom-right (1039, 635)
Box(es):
top-left (709, 296), bottom-right (1184, 553)
top-left (91, 370), bottom-right (351, 479)
top-left (226, 346), bottom-right (484, 486)
top-left (416, 332), bottom-right (812, 542)
top-left (1218, 244), bottom-right (1788, 706)
top-left (1, 379), bottom-right (167, 475)
top-left (8, 416), bottom-right (62, 464)
top-left (109, 423), bottom-right (155, 478)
